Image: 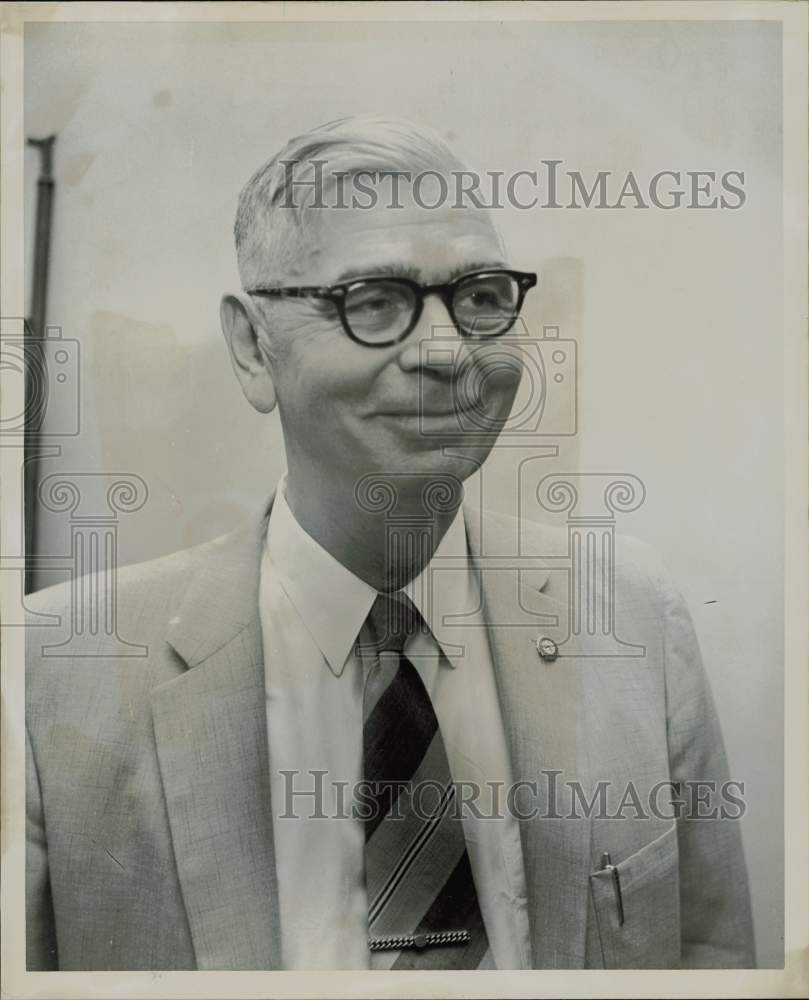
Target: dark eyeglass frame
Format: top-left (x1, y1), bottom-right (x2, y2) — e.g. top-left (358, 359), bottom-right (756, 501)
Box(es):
top-left (245, 268), bottom-right (538, 347)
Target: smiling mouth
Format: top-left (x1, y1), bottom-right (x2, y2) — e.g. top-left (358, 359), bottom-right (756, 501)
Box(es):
top-left (379, 410), bottom-right (473, 423)
top-left (380, 398), bottom-right (484, 419)
top-left (384, 409), bottom-right (461, 418)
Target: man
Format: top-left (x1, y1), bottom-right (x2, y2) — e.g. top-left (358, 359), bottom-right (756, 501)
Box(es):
top-left (26, 115), bottom-right (755, 971)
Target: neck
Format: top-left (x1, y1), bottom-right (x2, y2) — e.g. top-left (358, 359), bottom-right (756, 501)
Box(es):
top-left (283, 465), bottom-right (463, 592)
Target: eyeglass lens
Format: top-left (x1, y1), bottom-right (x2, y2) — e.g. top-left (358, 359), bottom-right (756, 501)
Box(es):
top-left (452, 272), bottom-right (520, 335)
top-left (343, 273), bottom-right (522, 344)
top-left (343, 281), bottom-right (417, 343)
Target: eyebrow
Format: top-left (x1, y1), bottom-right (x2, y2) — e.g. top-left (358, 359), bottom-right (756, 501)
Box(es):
top-left (332, 259), bottom-right (508, 285)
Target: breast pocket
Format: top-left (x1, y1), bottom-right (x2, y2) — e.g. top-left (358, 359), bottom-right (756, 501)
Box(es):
top-left (589, 822), bottom-right (681, 969)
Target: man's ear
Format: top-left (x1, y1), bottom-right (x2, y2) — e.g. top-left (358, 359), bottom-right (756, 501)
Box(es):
top-left (219, 293), bottom-right (277, 414)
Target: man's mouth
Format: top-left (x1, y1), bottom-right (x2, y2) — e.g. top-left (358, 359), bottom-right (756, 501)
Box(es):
top-left (380, 395), bottom-right (484, 419)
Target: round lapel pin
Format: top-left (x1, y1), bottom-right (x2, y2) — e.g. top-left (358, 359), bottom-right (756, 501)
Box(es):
top-left (536, 636), bottom-right (559, 662)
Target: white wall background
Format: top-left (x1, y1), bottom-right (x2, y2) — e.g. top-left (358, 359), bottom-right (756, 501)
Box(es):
top-left (24, 19), bottom-right (783, 966)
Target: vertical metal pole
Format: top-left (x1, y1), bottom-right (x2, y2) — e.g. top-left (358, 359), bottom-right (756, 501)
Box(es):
top-left (25, 135), bottom-right (56, 593)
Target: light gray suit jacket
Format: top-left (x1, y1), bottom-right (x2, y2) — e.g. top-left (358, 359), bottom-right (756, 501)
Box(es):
top-left (26, 498), bottom-right (755, 970)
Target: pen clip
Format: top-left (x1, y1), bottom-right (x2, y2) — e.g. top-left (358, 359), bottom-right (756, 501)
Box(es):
top-left (599, 851), bottom-right (625, 926)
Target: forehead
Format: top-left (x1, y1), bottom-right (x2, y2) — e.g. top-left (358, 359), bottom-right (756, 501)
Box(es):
top-left (289, 187), bottom-right (505, 283)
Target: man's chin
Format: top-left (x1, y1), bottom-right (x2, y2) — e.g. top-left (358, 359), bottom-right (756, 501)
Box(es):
top-left (365, 436), bottom-right (498, 481)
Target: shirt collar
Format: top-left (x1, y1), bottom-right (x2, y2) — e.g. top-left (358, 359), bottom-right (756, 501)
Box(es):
top-left (264, 476), bottom-right (471, 676)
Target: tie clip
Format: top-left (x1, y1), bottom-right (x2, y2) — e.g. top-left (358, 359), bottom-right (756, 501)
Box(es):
top-left (369, 930), bottom-right (471, 952)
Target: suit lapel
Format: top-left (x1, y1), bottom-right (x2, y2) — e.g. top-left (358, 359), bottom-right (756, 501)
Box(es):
top-left (152, 497), bottom-right (282, 970)
top-left (465, 508), bottom-right (593, 969)
top-left (150, 496), bottom-right (595, 969)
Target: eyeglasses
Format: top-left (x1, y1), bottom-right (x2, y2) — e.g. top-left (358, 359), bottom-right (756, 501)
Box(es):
top-left (245, 269), bottom-right (538, 347)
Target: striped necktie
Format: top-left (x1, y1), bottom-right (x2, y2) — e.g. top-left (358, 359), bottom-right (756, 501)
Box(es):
top-left (358, 591), bottom-right (491, 969)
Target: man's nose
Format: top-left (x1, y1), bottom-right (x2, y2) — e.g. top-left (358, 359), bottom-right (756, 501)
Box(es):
top-left (397, 292), bottom-right (465, 373)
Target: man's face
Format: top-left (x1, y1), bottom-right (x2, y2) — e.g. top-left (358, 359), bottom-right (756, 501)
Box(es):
top-left (254, 185), bottom-right (524, 491)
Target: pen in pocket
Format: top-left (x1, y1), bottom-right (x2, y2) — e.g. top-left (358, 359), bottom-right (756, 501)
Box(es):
top-left (599, 851), bottom-right (625, 926)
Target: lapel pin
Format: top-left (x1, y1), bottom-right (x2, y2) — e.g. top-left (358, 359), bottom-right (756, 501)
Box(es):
top-left (536, 636), bottom-right (559, 662)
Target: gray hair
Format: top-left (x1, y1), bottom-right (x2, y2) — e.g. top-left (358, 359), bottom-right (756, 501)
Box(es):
top-left (234, 114), bottom-right (471, 288)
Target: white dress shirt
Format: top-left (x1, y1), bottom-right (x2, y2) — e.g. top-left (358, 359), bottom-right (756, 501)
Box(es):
top-left (259, 478), bottom-right (531, 970)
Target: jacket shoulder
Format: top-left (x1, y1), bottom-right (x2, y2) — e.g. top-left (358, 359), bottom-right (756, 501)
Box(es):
top-left (473, 505), bottom-right (667, 592)
top-left (25, 531), bottom-right (229, 623)
top-left (24, 531), bottom-right (235, 719)
top-left (24, 528), bottom-right (250, 748)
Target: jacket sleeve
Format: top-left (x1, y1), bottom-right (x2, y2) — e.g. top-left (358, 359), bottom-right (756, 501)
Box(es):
top-left (26, 722), bottom-right (59, 970)
top-left (659, 568), bottom-right (756, 968)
